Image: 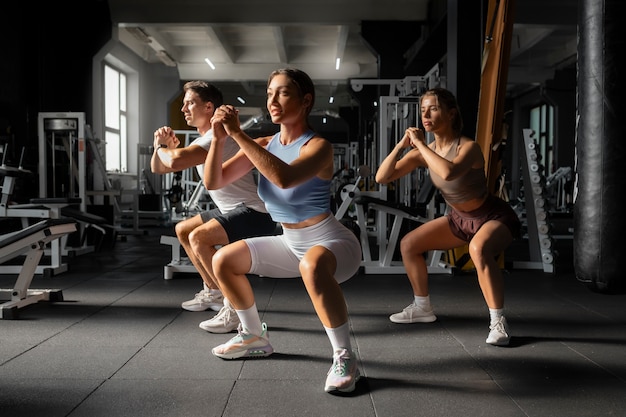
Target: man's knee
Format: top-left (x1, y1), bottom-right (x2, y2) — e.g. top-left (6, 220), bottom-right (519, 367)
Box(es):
top-left (189, 224), bottom-right (225, 250)
top-left (175, 221), bottom-right (190, 241)
top-left (176, 216), bottom-right (203, 240)
top-left (188, 228), bottom-right (200, 250)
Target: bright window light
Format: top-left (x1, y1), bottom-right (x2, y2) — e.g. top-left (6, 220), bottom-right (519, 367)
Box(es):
top-left (204, 58), bottom-right (215, 70)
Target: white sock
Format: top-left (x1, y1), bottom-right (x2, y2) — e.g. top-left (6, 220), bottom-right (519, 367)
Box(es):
top-left (203, 282), bottom-right (210, 292)
top-left (324, 322), bottom-right (351, 352)
top-left (209, 288), bottom-right (222, 296)
top-left (489, 308), bottom-right (504, 324)
top-left (413, 295), bottom-right (431, 309)
top-left (235, 303), bottom-right (263, 335)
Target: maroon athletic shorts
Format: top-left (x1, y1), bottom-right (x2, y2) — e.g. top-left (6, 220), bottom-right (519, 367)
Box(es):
top-left (447, 194), bottom-right (521, 242)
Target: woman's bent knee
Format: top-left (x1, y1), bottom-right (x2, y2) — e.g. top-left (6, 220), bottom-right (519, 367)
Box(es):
top-left (400, 235), bottom-right (425, 259)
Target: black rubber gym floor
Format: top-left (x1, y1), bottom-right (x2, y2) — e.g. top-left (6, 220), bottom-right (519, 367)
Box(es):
top-left (1, 226), bottom-right (625, 417)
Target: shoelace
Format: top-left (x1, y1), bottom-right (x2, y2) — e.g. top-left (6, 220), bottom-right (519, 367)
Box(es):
top-left (195, 290), bottom-right (209, 299)
top-left (221, 308), bottom-right (233, 324)
top-left (405, 303), bottom-right (423, 312)
top-left (227, 324), bottom-right (247, 345)
top-left (490, 318), bottom-right (506, 333)
top-left (331, 353), bottom-right (350, 375)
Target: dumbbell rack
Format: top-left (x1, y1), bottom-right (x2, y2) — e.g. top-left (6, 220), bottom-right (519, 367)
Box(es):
top-left (514, 128), bottom-right (555, 274)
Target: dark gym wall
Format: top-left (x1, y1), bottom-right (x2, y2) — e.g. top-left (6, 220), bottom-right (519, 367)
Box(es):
top-left (0, 1), bottom-right (111, 183)
top-left (445, 0), bottom-right (484, 140)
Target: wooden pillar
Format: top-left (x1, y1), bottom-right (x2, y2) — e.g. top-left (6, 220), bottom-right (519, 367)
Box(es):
top-left (474, 0), bottom-right (516, 194)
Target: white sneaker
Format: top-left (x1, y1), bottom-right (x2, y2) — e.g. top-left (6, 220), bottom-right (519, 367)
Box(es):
top-left (199, 304), bottom-right (240, 333)
top-left (181, 289), bottom-right (224, 312)
top-left (324, 348), bottom-right (360, 394)
top-left (389, 302), bottom-right (437, 323)
top-left (486, 316), bottom-right (510, 346)
top-left (211, 323), bottom-right (273, 359)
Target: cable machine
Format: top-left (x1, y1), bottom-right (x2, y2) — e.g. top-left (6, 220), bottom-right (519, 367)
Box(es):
top-left (341, 71), bottom-right (453, 275)
top-left (37, 112), bottom-right (87, 212)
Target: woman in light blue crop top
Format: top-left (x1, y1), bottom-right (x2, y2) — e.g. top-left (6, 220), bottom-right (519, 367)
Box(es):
top-left (203, 68), bottom-right (362, 394)
top-left (376, 87), bottom-right (520, 348)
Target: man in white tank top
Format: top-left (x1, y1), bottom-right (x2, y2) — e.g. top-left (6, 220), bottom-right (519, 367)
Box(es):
top-left (151, 81), bottom-right (276, 333)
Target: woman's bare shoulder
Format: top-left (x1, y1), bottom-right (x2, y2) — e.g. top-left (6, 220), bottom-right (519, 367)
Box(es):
top-left (255, 135), bottom-right (274, 147)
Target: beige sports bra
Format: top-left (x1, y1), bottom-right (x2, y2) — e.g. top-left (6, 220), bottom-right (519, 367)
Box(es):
top-left (428, 139), bottom-right (488, 205)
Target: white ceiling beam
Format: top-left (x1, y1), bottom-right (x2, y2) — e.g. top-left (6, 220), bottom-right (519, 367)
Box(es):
top-left (178, 62), bottom-right (375, 82)
top-left (335, 25), bottom-right (349, 68)
top-left (140, 26), bottom-right (180, 62)
top-left (205, 26), bottom-right (235, 64)
top-left (273, 26), bottom-right (288, 63)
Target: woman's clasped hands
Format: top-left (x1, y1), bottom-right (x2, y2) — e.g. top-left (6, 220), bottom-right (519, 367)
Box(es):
top-left (211, 105), bottom-right (241, 136)
top-left (398, 127), bottom-right (425, 150)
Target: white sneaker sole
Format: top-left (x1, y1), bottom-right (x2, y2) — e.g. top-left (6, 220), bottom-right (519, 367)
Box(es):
top-left (389, 314), bottom-right (437, 324)
top-left (212, 344), bottom-right (273, 359)
top-left (181, 302), bottom-right (223, 312)
top-left (486, 335), bottom-right (510, 346)
top-left (181, 304), bottom-right (211, 312)
top-left (199, 321), bottom-right (239, 334)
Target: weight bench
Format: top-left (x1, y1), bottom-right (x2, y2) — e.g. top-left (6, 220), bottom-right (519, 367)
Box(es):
top-left (60, 206), bottom-right (117, 252)
top-left (353, 176), bottom-right (453, 275)
top-left (1, 160), bottom-right (80, 275)
top-left (0, 218), bottom-right (77, 319)
top-left (160, 234), bottom-right (198, 279)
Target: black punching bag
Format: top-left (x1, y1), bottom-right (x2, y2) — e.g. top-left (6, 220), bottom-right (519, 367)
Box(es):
top-left (575, 0), bottom-right (626, 293)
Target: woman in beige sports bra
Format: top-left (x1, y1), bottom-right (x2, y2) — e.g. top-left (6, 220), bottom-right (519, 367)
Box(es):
top-left (376, 87), bottom-right (521, 347)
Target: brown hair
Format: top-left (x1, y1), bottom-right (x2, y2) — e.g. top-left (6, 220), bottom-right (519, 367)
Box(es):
top-left (421, 87), bottom-right (463, 136)
top-left (183, 80), bottom-right (224, 107)
top-left (267, 68), bottom-right (316, 117)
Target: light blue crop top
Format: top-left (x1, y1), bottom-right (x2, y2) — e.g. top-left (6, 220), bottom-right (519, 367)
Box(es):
top-left (257, 130), bottom-right (332, 223)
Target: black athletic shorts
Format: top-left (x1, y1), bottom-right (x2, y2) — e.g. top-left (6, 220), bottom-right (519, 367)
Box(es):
top-left (447, 194), bottom-right (521, 242)
top-left (200, 203), bottom-right (278, 242)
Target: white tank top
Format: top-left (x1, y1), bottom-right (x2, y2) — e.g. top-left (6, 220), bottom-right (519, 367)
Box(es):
top-left (191, 131), bottom-right (268, 214)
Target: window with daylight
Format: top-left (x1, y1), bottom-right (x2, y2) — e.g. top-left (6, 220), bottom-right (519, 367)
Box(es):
top-left (104, 63), bottom-right (128, 172)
